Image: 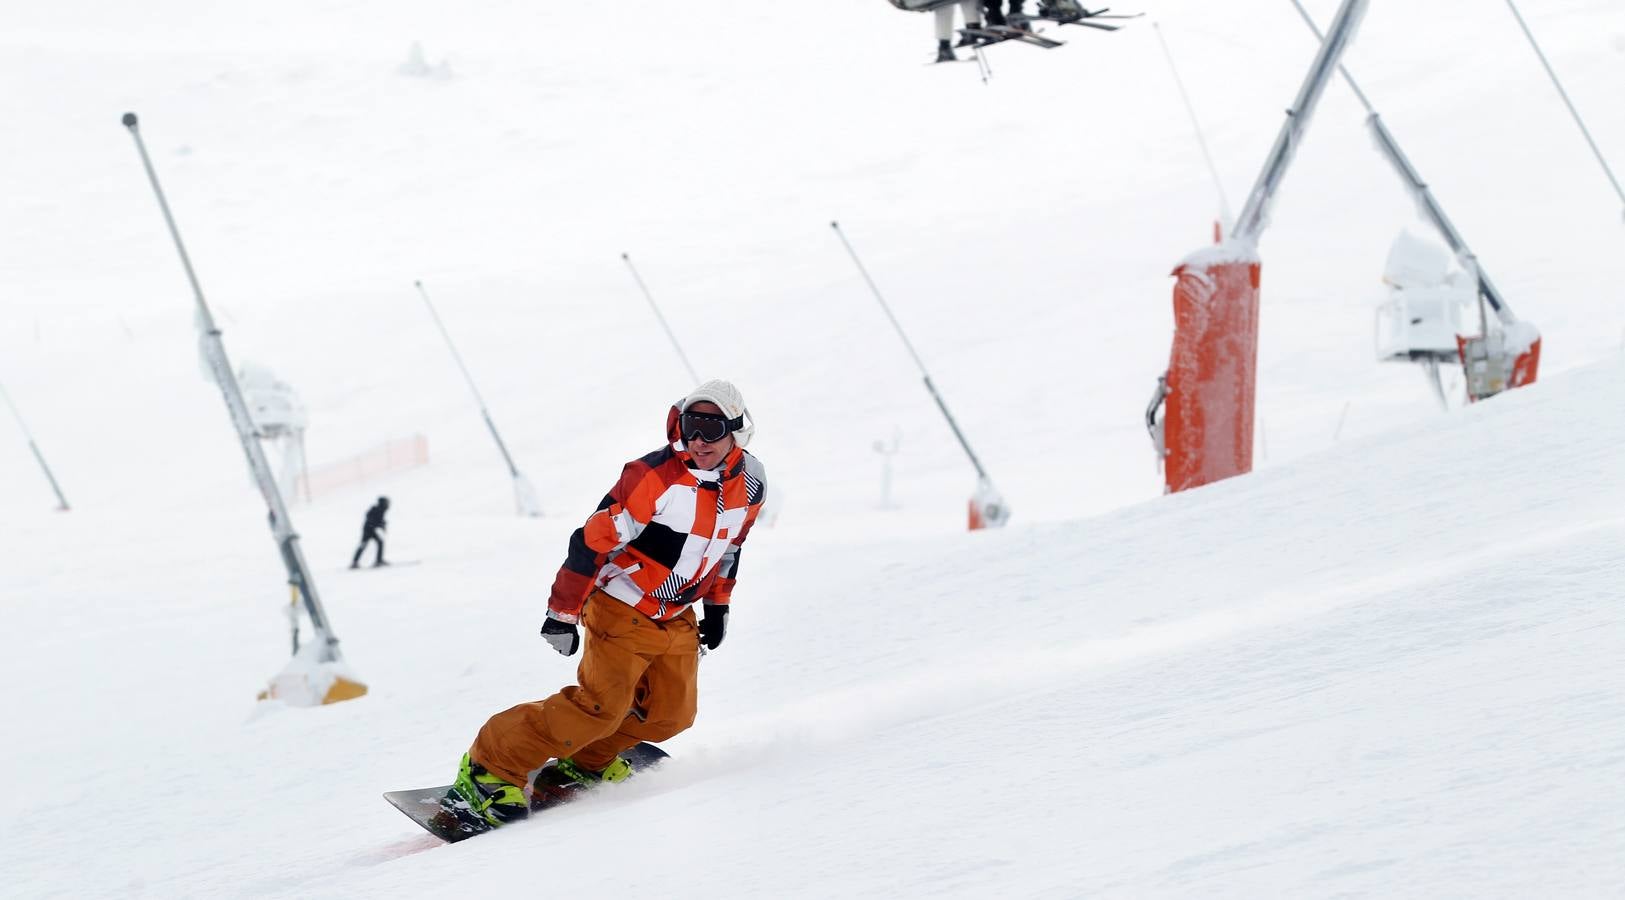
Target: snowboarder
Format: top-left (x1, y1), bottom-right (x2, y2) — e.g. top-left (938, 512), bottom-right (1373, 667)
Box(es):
top-left (890, 0), bottom-right (988, 63)
top-left (349, 496), bottom-right (389, 568)
top-left (445, 380), bottom-right (768, 829)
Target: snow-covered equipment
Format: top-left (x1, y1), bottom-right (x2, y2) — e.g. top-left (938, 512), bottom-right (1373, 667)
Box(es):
top-left (414, 280), bottom-right (543, 517)
top-left (1157, 0), bottom-right (1368, 495)
top-left (621, 252), bottom-right (701, 384)
top-left (1291, 0), bottom-right (1541, 404)
top-left (122, 112), bottom-right (365, 707)
top-left (1374, 234), bottom-right (1470, 354)
top-left (234, 361), bottom-right (310, 501)
top-left (0, 374), bottom-right (70, 511)
top-left (1374, 231), bottom-right (1473, 407)
top-left (830, 220), bottom-right (1010, 530)
top-left (1459, 321), bottom-right (1543, 404)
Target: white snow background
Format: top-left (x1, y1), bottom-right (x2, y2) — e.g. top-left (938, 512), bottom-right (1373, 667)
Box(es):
top-left (2, 0), bottom-right (1623, 896)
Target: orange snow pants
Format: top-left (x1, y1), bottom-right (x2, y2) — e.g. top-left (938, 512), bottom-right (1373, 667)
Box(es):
top-left (469, 590), bottom-right (700, 789)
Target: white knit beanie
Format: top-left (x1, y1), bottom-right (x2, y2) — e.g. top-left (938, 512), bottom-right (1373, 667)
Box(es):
top-left (680, 379), bottom-right (754, 448)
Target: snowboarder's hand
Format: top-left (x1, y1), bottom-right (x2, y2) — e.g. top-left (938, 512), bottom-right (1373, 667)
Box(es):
top-left (698, 604), bottom-right (728, 651)
top-left (541, 617), bottom-right (580, 656)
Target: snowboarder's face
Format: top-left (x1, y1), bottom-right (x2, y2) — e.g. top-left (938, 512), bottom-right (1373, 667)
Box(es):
top-left (683, 401), bottom-right (735, 469)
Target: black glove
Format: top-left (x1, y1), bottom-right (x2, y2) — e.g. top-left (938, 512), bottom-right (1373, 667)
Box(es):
top-left (541, 617), bottom-right (580, 657)
top-left (698, 604), bottom-right (729, 651)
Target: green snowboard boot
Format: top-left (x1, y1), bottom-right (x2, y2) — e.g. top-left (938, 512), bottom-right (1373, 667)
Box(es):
top-left (554, 755), bottom-right (634, 786)
top-left (447, 753), bottom-right (528, 827)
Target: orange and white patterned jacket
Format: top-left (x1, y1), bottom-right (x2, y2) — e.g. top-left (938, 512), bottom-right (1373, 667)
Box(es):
top-left (547, 443), bottom-right (767, 623)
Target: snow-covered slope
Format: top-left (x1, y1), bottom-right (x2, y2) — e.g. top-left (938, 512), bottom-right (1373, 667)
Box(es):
top-left (1, 1), bottom-right (1622, 896)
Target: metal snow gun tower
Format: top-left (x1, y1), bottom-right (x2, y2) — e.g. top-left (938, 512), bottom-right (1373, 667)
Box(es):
top-left (1149, 0), bottom-right (1368, 493)
top-left (831, 221), bottom-right (1010, 530)
top-left (123, 113), bottom-right (366, 707)
top-left (1293, 0), bottom-right (1541, 408)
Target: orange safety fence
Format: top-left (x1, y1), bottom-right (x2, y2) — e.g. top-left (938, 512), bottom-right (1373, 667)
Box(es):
top-left (295, 434), bottom-right (429, 502)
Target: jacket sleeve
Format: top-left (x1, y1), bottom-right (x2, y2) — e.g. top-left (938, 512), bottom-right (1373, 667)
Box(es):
top-left (546, 459), bottom-right (664, 622)
top-left (703, 456), bottom-right (766, 608)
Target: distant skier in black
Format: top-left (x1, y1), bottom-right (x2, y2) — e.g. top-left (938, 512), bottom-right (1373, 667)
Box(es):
top-left (351, 496), bottom-right (390, 568)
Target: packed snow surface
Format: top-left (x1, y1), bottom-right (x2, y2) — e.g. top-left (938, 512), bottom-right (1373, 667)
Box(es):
top-left (2, 1), bottom-right (1622, 896)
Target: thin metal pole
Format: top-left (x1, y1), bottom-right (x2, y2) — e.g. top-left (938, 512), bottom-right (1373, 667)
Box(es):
top-left (122, 112), bottom-right (342, 661)
top-left (1233, 0), bottom-right (1369, 242)
top-left (620, 253), bottom-right (701, 383)
top-left (1502, 0), bottom-right (1625, 220)
top-left (1153, 22), bottom-right (1233, 225)
top-left (413, 281), bottom-right (528, 484)
top-left (829, 220), bottom-right (990, 482)
top-left (0, 378), bottom-right (70, 510)
top-left (1332, 400), bottom-right (1352, 441)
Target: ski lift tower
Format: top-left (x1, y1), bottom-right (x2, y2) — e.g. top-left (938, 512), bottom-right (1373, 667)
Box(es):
top-left (1287, 0), bottom-right (1542, 407)
top-left (1148, 0), bottom-right (1369, 494)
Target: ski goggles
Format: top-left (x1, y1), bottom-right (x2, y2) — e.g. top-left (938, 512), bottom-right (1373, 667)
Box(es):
top-left (678, 410), bottom-right (742, 444)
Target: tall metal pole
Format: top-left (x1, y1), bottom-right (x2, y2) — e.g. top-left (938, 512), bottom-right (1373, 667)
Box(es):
top-left (1502, 0), bottom-right (1625, 221)
top-left (414, 280), bottom-right (542, 516)
top-left (121, 112), bottom-right (343, 662)
top-left (620, 253), bottom-right (701, 384)
top-left (1289, 0), bottom-right (1515, 322)
top-left (1233, 0), bottom-right (1369, 243)
top-left (0, 377), bottom-right (70, 511)
top-left (828, 221), bottom-right (991, 483)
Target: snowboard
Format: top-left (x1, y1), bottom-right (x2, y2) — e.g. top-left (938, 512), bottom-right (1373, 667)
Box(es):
top-left (384, 741), bottom-right (671, 843)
